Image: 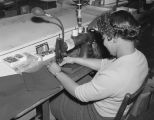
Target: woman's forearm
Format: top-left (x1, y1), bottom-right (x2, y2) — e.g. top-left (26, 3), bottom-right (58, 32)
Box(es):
top-left (74, 58), bottom-right (102, 71)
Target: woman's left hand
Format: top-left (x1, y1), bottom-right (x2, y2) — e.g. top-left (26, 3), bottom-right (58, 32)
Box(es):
top-left (47, 61), bottom-right (61, 75)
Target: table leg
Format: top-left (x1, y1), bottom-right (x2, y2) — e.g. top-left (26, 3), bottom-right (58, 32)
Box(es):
top-left (42, 100), bottom-right (50, 120)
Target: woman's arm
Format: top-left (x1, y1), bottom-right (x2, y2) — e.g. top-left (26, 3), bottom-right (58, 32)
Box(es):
top-left (60, 57), bottom-right (102, 71)
top-left (47, 58), bottom-right (114, 101)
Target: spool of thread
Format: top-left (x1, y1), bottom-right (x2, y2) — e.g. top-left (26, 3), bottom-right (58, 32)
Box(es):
top-left (78, 27), bottom-right (83, 33)
top-left (72, 29), bottom-right (78, 37)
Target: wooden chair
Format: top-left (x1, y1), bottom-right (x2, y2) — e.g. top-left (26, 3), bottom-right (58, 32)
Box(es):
top-left (114, 73), bottom-right (150, 120)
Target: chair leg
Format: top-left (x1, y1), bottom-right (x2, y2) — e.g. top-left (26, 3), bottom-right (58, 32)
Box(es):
top-left (147, 91), bottom-right (154, 109)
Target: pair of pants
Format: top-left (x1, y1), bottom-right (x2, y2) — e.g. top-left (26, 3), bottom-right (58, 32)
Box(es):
top-left (50, 75), bottom-right (114, 120)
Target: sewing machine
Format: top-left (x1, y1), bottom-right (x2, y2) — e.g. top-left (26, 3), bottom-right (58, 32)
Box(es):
top-left (0, 5), bottom-right (111, 77)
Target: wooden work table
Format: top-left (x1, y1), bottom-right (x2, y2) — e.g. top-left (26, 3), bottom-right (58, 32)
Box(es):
top-left (0, 64), bottom-right (93, 120)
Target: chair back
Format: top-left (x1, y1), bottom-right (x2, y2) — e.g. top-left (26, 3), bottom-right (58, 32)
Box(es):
top-left (114, 73), bottom-right (149, 120)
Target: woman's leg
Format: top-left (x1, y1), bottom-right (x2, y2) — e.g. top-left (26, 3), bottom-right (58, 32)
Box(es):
top-left (50, 91), bottom-right (114, 120)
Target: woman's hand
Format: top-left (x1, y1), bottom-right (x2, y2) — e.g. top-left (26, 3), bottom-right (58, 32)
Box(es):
top-left (59, 57), bottom-right (75, 66)
top-left (47, 61), bottom-right (61, 75)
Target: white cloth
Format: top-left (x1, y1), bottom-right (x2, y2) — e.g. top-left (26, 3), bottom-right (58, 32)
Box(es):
top-left (75, 49), bottom-right (149, 117)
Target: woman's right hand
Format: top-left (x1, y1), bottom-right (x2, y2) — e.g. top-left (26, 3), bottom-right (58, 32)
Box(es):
top-left (60, 57), bottom-right (75, 66)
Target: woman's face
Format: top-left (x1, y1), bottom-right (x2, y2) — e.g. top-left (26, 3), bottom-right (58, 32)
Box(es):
top-left (103, 34), bottom-right (117, 56)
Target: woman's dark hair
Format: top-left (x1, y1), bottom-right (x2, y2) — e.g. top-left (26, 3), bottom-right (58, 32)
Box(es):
top-left (97, 10), bottom-right (141, 41)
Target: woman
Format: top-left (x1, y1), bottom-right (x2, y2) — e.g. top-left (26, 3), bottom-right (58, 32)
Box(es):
top-left (47, 10), bottom-right (149, 120)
